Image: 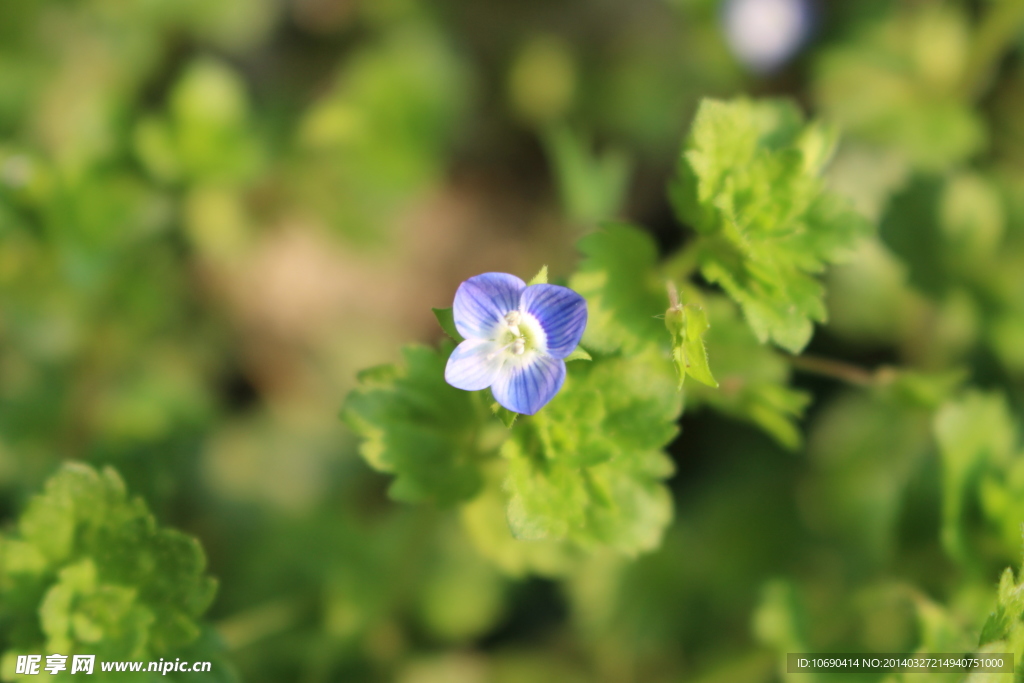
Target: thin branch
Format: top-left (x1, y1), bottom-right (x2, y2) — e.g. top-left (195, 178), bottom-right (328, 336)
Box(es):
top-left (784, 353), bottom-right (897, 388)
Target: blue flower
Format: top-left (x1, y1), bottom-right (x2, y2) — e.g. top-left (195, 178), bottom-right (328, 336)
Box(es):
top-left (444, 272), bottom-right (588, 415)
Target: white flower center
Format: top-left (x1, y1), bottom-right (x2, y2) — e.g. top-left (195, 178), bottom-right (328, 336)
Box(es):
top-left (485, 309), bottom-right (545, 361)
top-left (504, 310), bottom-right (522, 339)
top-left (503, 310), bottom-right (527, 355)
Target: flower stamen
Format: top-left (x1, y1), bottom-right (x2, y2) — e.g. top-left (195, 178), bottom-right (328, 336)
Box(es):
top-left (505, 310), bottom-right (522, 336)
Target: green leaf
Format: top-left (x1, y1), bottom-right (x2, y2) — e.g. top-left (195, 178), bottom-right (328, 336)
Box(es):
top-left (342, 344), bottom-right (502, 506)
top-left (934, 391), bottom-right (1016, 563)
top-left (563, 347), bottom-right (592, 362)
top-left (527, 265), bottom-right (548, 285)
top-left (543, 126), bottom-right (632, 225)
top-left (672, 97), bottom-right (873, 353)
top-left (979, 568), bottom-right (1022, 646)
top-left (491, 402), bottom-right (518, 429)
top-left (432, 307), bottom-right (464, 343)
top-left (976, 560), bottom-right (1024, 668)
top-left (684, 296), bottom-right (809, 449)
top-left (569, 223), bottom-right (667, 354)
top-left (666, 302), bottom-right (718, 389)
top-left (0, 463), bottom-right (217, 660)
top-left (459, 463), bottom-right (582, 578)
top-left (501, 351), bottom-right (681, 555)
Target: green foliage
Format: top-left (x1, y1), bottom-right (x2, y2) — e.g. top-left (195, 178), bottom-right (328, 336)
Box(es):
top-left (6, 0), bottom-right (1024, 681)
top-left (685, 295), bottom-right (810, 449)
top-left (543, 127), bottom-right (632, 225)
top-left (135, 59), bottom-right (262, 186)
top-left (569, 223), bottom-right (667, 354)
top-left (503, 352), bottom-right (680, 555)
top-left (291, 22), bottom-right (467, 241)
top-left (966, 559), bottom-right (1024, 683)
top-left (0, 464), bottom-right (219, 671)
top-left (459, 464), bottom-right (583, 578)
top-left (934, 391), bottom-right (1017, 563)
top-left (665, 298), bottom-right (717, 389)
top-left (979, 564), bottom-right (1024, 656)
top-left (882, 173), bottom-right (1007, 297)
top-left (937, 389), bottom-right (1024, 565)
top-left (672, 98), bottom-right (873, 352)
top-left (813, 4), bottom-right (985, 172)
top-left (431, 307), bottom-right (464, 343)
top-left (342, 345), bottom-right (498, 506)
top-left (804, 387), bottom-right (934, 562)
top-left (347, 222), bottom-right (686, 559)
top-left (348, 318), bottom-right (680, 558)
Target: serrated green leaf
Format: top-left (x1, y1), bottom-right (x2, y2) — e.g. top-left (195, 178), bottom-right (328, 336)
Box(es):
top-left (684, 296), bottom-right (809, 449)
top-left (979, 568), bottom-right (1021, 646)
top-left (501, 352), bottom-right (681, 555)
top-left (432, 307), bottom-right (464, 343)
top-left (672, 97), bottom-right (873, 353)
top-left (343, 344), bottom-right (502, 505)
top-left (459, 463), bottom-right (582, 578)
top-left (0, 463), bottom-right (217, 662)
top-left (975, 560), bottom-right (1024, 674)
top-left (569, 223), bottom-right (667, 354)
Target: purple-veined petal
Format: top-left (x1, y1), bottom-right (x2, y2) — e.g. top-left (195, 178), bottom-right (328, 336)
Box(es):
top-left (453, 273), bottom-right (526, 340)
top-left (445, 338), bottom-right (505, 391)
top-left (491, 354), bottom-right (566, 415)
top-left (520, 284), bottom-right (588, 359)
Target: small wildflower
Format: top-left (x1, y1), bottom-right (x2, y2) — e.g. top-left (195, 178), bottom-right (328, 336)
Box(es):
top-left (444, 272), bottom-right (588, 415)
top-left (723, 0), bottom-right (811, 72)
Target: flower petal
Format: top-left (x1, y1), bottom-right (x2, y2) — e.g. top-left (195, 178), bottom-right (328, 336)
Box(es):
top-left (445, 339), bottom-right (504, 391)
top-left (453, 273), bottom-right (526, 340)
top-left (491, 354), bottom-right (566, 415)
top-left (520, 284), bottom-right (588, 359)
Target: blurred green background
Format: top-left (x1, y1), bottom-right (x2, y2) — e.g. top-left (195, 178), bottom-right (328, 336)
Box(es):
top-left (2, 0), bottom-right (1024, 681)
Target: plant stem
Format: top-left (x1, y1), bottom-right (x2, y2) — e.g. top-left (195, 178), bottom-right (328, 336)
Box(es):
top-left (784, 353), bottom-right (896, 387)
